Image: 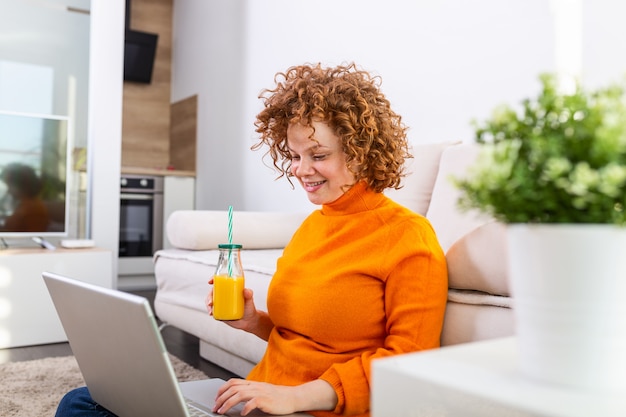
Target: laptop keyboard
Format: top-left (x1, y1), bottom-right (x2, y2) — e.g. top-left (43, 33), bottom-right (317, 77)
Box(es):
top-left (186, 399), bottom-right (220, 417)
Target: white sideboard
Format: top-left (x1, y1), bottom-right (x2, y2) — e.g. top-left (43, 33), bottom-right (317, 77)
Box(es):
top-left (0, 247), bottom-right (113, 348)
top-left (372, 337), bottom-right (626, 417)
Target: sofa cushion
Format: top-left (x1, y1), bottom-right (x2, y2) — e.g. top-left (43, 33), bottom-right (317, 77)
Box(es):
top-left (426, 143), bottom-right (493, 252)
top-left (384, 141), bottom-right (457, 215)
top-left (446, 221), bottom-right (510, 297)
top-left (166, 210), bottom-right (309, 250)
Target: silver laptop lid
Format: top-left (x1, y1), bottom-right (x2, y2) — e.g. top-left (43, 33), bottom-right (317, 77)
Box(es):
top-left (43, 271), bottom-right (191, 417)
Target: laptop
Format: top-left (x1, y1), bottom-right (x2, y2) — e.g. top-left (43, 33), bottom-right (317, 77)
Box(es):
top-left (43, 271), bottom-right (311, 417)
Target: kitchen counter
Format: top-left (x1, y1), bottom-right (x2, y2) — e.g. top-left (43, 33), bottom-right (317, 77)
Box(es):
top-left (121, 166), bottom-right (195, 177)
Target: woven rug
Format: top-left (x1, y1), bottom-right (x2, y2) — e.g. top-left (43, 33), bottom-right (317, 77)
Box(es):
top-left (0, 354), bottom-right (208, 417)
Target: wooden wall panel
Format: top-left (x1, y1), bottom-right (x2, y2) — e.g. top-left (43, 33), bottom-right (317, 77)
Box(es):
top-left (121, 0), bottom-right (172, 169)
top-left (170, 95), bottom-right (197, 171)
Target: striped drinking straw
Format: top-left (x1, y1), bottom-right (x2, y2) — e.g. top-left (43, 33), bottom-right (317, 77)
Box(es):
top-left (227, 205), bottom-right (233, 276)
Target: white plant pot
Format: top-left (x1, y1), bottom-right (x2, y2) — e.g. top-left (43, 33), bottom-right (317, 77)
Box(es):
top-left (507, 224), bottom-right (626, 393)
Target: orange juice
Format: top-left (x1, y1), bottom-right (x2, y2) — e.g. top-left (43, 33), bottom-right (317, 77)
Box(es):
top-left (212, 274), bottom-right (245, 320)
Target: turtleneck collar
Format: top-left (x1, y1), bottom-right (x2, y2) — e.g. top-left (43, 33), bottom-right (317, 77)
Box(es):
top-left (320, 181), bottom-right (386, 216)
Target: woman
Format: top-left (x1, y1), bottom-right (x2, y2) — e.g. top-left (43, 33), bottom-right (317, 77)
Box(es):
top-left (0, 163), bottom-right (50, 232)
top-left (54, 63), bottom-right (447, 417)
top-left (207, 63), bottom-right (448, 416)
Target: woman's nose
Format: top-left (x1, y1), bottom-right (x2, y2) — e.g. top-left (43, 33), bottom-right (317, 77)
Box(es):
top-left (292, 159), bottom-right (313, 176)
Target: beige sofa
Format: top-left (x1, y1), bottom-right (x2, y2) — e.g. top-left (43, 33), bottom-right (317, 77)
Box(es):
top-left (153, 142), bottom-right (515, 378)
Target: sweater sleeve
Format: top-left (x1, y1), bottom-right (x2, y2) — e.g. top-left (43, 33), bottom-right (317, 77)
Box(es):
top-left (319, 219), bottom-right (448, 415)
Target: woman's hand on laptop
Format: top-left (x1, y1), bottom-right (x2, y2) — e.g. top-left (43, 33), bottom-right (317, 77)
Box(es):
top-left (205, 283), bottom-right (274, 341)
top-left (213, 378), bottom-right (337, 416)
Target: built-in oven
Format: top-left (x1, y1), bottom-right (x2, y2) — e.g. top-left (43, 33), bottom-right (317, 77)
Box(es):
top-left (118, 175), bottom-right (164, 283)
top-left (119, 174), bottom-right (164, 257)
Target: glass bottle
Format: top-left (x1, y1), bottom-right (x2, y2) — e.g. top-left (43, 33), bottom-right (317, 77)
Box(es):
top-left (212, 243), bottom-right (245, 320)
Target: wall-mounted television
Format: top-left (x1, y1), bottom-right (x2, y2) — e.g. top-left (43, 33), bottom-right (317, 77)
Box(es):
top-left (124, 29), bottom-right (158, 84)
top-left (0, 111), bottom-right (70, 238)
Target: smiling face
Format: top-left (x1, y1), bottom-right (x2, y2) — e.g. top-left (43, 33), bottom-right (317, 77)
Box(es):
top-left (287, 121), bottom-right (356, 205)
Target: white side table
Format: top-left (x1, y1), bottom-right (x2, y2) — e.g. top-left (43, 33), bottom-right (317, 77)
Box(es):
top-left (372, 337), bottom-right (626, 417)
top-left (0, 247), bottom-right (113, 348)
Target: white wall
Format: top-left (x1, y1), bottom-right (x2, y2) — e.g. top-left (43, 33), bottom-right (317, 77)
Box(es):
top-left (172, 0), bottom-right (247, 211)
top-left (583, 0), bottom-right (626, 89)
top-left (172, 0), bottom-right (626, 213)
top-left (241, 0), bottom-right (554, 212)
top-left (88, 0), bottom-right (125, 282)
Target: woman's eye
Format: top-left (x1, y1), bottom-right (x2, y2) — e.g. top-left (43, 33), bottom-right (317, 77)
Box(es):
top-left (313, 154), bottom-right (327, 161)
top-left (290, 155), bottom-right (300, 160)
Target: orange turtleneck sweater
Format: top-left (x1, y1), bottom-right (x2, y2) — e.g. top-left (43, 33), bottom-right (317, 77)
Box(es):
top-left (246, 182), bottom-right (448, 416)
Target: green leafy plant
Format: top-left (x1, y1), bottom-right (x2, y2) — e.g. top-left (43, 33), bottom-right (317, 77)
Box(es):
top-left (455, 74), bottom-right (626, 224)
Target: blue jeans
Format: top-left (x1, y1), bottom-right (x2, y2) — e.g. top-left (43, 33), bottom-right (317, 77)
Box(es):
top-left (55, 387), bottom-right (117, 417)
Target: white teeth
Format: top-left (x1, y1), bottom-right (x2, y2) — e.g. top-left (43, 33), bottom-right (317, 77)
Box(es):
top-left (306, 181), bottom-right (325, 187)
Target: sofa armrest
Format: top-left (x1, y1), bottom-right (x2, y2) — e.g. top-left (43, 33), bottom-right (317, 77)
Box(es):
top-left (166, 210), bottom-right (310, 250)
top-left (446, 221), bottom-right (510, 297)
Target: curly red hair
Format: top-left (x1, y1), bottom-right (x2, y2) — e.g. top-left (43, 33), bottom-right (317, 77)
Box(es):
top-left (253, 63), bottom-right (411, 193)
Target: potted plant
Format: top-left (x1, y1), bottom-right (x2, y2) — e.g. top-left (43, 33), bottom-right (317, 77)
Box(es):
top-left (454, 74), bottom-right (626, 393)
